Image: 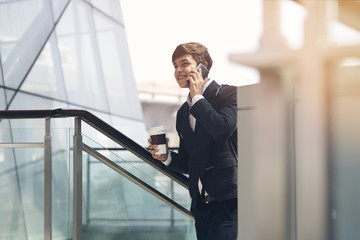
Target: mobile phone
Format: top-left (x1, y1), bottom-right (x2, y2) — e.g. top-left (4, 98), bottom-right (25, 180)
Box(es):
top-left (187, 63), bottom-right (209, 87)
top-left (196, 63), bottom-right (209, 79)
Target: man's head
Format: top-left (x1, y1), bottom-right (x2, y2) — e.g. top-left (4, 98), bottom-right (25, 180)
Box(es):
top-left (172, 42), bottom-right (212, 88)
top-left (172, 42), bottom-right (212, 71)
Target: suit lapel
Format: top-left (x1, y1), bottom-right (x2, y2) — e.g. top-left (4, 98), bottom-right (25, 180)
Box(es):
top-left (180, 104), bottom-right (196, 145)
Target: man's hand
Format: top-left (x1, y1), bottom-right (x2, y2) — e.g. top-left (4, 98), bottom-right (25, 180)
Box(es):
top-left (188, 68), bottom-right (207, 99)
top-left (148, 137), bottom-right (169, 161)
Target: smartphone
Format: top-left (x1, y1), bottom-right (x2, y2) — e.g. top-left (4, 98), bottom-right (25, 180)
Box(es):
top-left (187, 63), bottom-right (209, 87)
top-left (196, 63), bottom-right (209, 79)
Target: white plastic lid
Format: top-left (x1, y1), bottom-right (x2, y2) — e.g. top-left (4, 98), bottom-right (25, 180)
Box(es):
top-left (149, 125), bottom-right (166, 135)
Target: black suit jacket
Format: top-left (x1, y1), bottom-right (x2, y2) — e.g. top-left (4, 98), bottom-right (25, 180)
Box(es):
top-left (168, 80), bottom-right (238, 212)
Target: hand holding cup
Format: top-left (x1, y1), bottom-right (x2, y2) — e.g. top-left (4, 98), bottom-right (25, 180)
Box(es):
top-left (148, 126), bottom-right (168, 161)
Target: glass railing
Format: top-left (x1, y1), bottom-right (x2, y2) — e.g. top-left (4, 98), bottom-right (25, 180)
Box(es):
top-left (0, 109), bottom-right (195, 240)
top-left (0, 126), bottom-right (72, 240)
top-left (80, 133), bottom-right (194, 239)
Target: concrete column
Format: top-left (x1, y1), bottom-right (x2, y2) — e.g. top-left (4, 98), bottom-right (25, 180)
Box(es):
top-left (238, 69), bottom-right (289, 240)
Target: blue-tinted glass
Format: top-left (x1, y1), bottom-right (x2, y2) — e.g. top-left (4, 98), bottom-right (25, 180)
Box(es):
top-left (0, 66), bottom-right (3, 85)
top-left (21, 34), bottom-right (67, 101)
top-left (15, 147), bottom-right (45, 239)
top-left (51, 0), bottom-right (70, 22)
top-left (110, 114), bottom-right (148, 146)
top-left (55, 0), bottom-right (89, 36)
top-left (0, 148), bottom-right (27, 239)
top-left (51, 128), bottom-right (71, 239)
top-left (86, 0), bottom-right (124, 23)
top-left (5, 89), bottom-right (16, 108)
top-left (94, 13), bottom-right (143, 119)
top-left (56, 1), bottom-right (109, 111)
top-left (81, 137), bottom-right (195, 239)
top-left (0, 127), bottom-right (47, 239)
top-left (7, 93), bottom-right (71, 132)
top-left (0, 0), bottom-right (54, 89)
top-left (8, 92), bottom-right (67, 111)
top-left (0, 87), bottom-right (6, 110)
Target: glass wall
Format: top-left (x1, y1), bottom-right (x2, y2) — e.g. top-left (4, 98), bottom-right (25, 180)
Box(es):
top-left (0, 0), bottom-right (177, 239)
top-left (0, 0), bottom-right (146, 144)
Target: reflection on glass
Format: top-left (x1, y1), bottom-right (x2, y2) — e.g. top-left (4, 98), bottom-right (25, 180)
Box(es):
top-left (94, 12), bottom-right (142, 119)
top-left (0, 127), bottom-right (46, 239)
top-left (0, 1), bottom-right (53, 89)
top-left (21, 36), bottom-right (67, 101)
top-left (56, 1), bottom-right (109, 111)
top-left (86, 0), bottom-right (124, 24)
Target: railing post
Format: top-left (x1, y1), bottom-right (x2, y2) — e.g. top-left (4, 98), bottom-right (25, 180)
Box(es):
top-left (73, 117), bottom-right (83, 240)
top-left (44, 117), bottom-right (52, 240)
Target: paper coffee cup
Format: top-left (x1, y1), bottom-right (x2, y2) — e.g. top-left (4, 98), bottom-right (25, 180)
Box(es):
top-left (149, 126), bottom-right (166, 155)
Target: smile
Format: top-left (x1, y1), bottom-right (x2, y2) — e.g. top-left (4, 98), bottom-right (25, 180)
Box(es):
top-left (178, 75), bottom-right (187, 80)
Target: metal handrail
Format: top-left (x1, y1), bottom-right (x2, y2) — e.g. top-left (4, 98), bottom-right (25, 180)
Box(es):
top-left (0, 108), bottom-right (188, 188)
top-left (0, 109), bottom-right (191, 240)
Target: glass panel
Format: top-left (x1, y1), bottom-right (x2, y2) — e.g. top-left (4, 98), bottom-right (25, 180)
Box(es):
top-left (88, 134), bottom-right (189, 204)
top-left (5, 89), bottom-right (15, 106)
top-left (51, 0), bottom-right (70, 22)
top-left (0, 127), bottom-right (46, 240)
top-left (0, 87), bottom-right (6, 110)
top-left (0, 66), bottom-right (3, 85)
top-left (21, 34), bottom-right (67, 101)
top-left (86, 0), bottom-right (124, 23)
top-left (94, 12), bottom-right (143, 119)
top-left (110, 115), bottom-right (148, 146)
top-left (15, 147), bottom-right (45, 239)
top-left (55, 1), bottom-right (109, 111)
top-left (330, 58), bottom-right (360, 240)
top-left (51, 128), bottom-right (71, 239)
top-left (0, 0), bottom-right (54, 89)
top-left (81, 134), bottom-right (195, 239)
top-left (8, 93), bottom-right (70, 131)
top-left (0, 147), bottom-right (27, 239)
top-left (0, 126), bottom-right (72, 240)
top-left (8, 92), bottom-right (68, 111)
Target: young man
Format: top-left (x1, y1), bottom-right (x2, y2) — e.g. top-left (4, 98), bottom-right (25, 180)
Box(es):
top-left (149, 42), bottom-right (238, 240)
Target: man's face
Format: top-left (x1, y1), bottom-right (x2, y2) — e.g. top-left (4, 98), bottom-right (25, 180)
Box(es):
top-left (173, 54), bottom-right (197, 88)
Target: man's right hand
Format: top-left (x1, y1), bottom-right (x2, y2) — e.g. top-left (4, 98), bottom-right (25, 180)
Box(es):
top-left (148, 138), bottom-right (169, 162)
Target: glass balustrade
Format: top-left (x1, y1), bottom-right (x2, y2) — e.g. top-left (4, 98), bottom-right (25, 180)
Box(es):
top-left (79, 132), bottom-right (195, 239)
top-left (0, 119), bottom-right (196, 240)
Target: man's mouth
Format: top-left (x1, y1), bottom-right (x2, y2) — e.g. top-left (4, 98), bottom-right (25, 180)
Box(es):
top-left (178, 75), bottom-right (187, 80)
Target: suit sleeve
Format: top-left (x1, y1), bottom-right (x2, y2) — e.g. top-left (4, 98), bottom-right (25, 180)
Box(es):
top-left (189, 86), bottom-right (237, 143)
top-left (166, 104), bottom-right (190, 174)
top-left (168, 137), bottom-right (189, 174)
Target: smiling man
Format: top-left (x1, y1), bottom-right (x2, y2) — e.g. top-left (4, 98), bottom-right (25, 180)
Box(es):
top-left (149, 42), bottom-right (238, 240)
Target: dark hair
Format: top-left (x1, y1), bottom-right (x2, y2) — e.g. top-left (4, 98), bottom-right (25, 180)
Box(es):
top-left (172, 42), bottom-right (213, 71)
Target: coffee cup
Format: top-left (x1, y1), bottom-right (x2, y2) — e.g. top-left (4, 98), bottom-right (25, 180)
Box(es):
top-left (149, 126), bottom-right (167, 155)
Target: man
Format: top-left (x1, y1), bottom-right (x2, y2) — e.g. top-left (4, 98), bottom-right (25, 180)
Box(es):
top-left (149, 42), bottom-right (237, 240)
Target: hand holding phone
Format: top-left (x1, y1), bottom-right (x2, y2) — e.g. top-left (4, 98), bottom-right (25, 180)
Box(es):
top-left (187, 63), bottom-right (209, 87)
top-left (195, 63), bottom-right (209, 79)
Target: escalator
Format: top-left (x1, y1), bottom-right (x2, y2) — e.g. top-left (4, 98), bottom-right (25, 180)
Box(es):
top-left (0, 109), bottom-right (196, 240)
